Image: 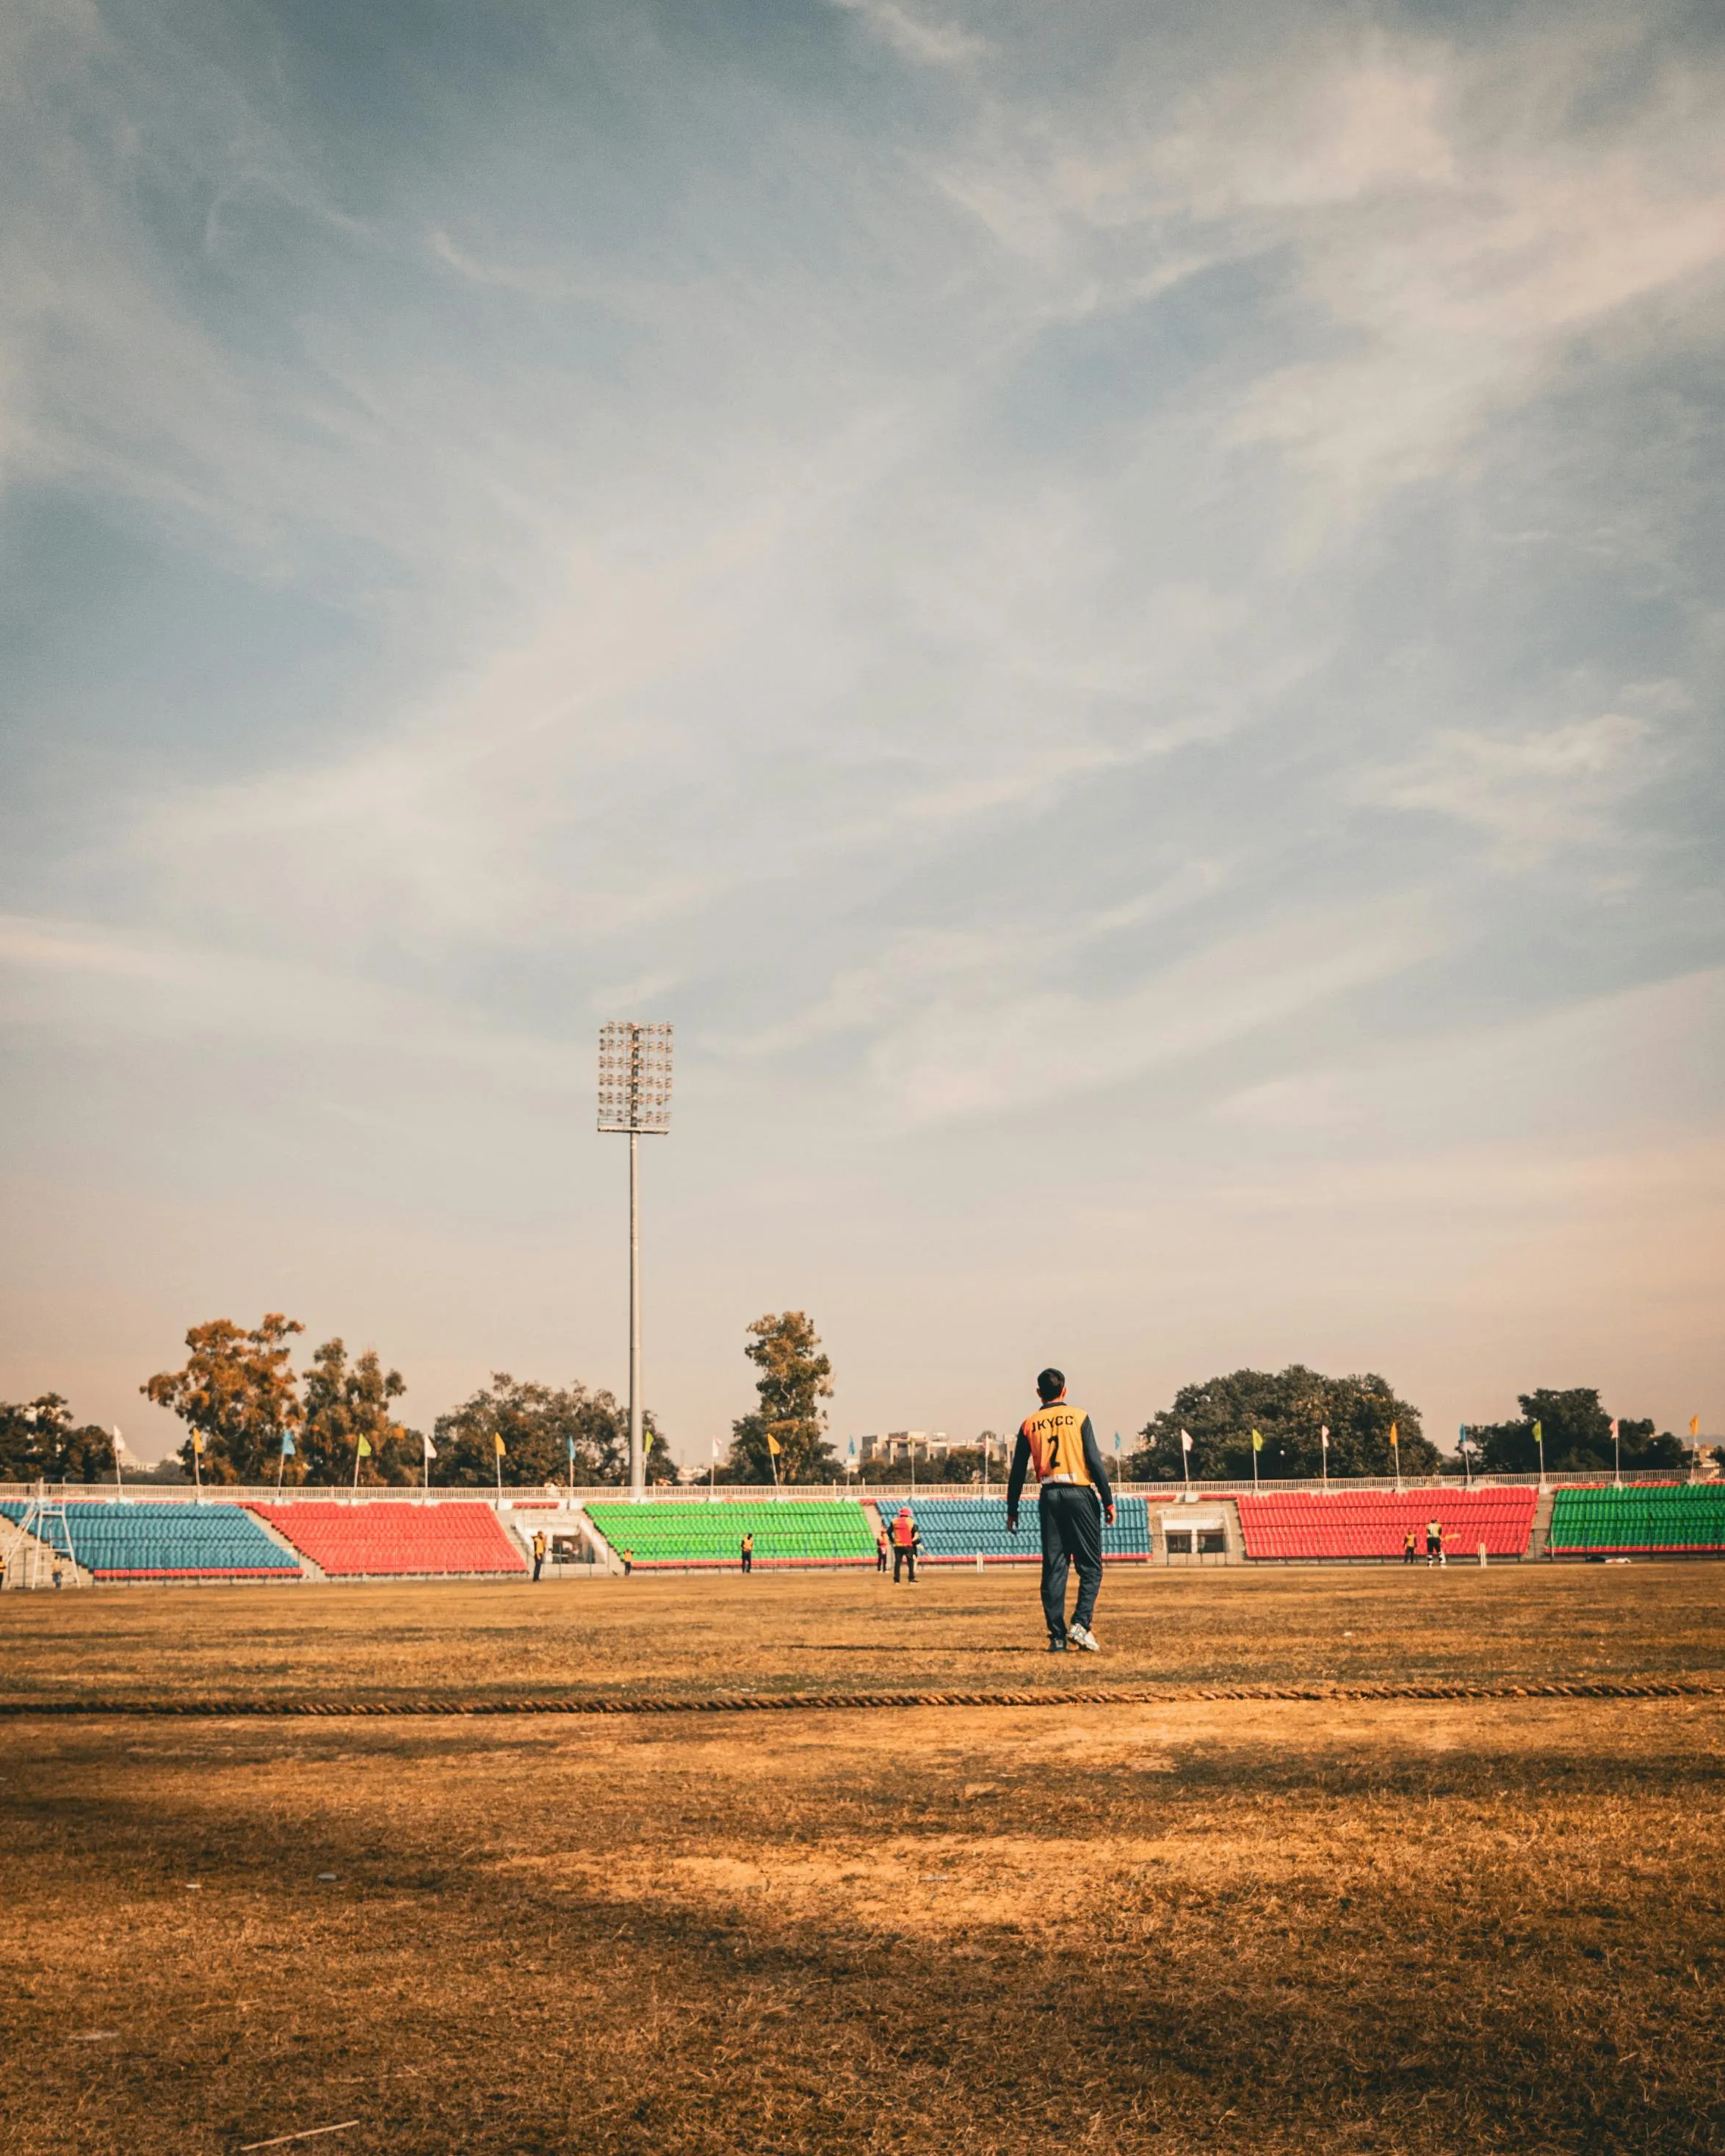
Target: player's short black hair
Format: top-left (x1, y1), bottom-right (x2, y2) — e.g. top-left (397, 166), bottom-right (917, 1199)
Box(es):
top-left (1036, 1367), bottom-right (1065, 1403)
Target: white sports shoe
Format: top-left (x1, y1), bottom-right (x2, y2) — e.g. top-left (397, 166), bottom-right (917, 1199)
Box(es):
top-left (1067, 1621), bottom-right (1102, 1652)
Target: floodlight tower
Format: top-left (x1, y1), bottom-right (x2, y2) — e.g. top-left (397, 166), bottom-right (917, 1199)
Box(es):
top-left (597, 1021), bottom-right (673, 1501)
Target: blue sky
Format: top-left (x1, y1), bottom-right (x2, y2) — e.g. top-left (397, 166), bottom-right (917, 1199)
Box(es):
top-left (2, 0), bottom-right (1721, 1461)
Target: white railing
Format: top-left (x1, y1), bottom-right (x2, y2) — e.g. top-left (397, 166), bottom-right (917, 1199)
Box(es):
top-left (0, 1469), bottom-right (1704, 1507)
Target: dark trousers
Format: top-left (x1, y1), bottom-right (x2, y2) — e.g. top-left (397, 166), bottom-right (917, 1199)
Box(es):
top-left (532, 1555), bottom-right (543, 1582)
top-left (742, 1550), bottom-right (753, 1573)
top-left (1040, 1484), bottom-right (1103, 1638)
top-left (893, 1545), bottom-right (916, 1582)
top-left (876, 1549), bottom-right (888, 1571)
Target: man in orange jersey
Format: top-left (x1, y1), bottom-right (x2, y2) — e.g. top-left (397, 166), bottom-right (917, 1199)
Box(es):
top-left (891, 1504), bottom-right (919, 1582)
top-left (1007, 1367), bottom-right (1115, 1652)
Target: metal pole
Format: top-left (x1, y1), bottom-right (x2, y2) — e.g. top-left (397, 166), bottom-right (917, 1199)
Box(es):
top-left (629, 1128), bottom-right (643, 1500)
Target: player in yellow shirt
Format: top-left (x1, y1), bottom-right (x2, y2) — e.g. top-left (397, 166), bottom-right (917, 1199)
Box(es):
top-left (1006, 1367), bottom-right (1115, 1652)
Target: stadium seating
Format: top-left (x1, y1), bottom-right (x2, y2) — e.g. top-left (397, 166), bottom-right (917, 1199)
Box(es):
top-left (0, 1500), bottom-right (301, 1580)
top-left (583, 1500), bottom-right (875, 1569)
top-left (875, 1496), bottom-right (1154, 1562)
top-left (247, 1501), bottom-right (527, 1576)
top-left (1235, 1489), bottom-right (1536, 1560)
top-left (1548, 1486), bottom-right (1725, 1556)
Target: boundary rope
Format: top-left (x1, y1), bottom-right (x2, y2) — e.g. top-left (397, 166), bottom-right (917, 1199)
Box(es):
top-left (1, 1677), bottom-right (1719, 1718)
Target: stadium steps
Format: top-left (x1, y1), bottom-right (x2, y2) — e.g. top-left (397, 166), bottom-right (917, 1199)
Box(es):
top-left (1527, 1488), bottom-right (1555, 1560)
top-left (247, 1511), bottom-right (324, 1580)
top-left (0, 1517), bottom-right (93, 1588)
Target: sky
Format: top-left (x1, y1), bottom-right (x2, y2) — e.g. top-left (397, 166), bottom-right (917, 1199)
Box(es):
top-left (2, 0), bottom-right (1722, 1466)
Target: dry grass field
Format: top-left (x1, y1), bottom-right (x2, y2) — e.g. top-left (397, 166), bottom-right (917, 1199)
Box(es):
top-left (3, 1566), bottom-right (1724, 2155)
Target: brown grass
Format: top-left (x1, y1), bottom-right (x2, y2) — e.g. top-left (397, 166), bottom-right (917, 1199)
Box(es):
top-left (2, 1567), bottom-right (1723, 2154)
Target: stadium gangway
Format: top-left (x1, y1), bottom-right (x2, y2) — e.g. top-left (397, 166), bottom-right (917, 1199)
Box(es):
top-left (3, 1483), bottom-right (84, 1590)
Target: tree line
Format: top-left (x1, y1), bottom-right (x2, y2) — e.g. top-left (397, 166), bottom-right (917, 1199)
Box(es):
top-left (0, 1311), bottom-right (1705, 1485)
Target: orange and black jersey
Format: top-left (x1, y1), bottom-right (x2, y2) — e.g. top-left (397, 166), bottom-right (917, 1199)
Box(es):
top-left (1007, 1405), bottom-right (1113, 1516)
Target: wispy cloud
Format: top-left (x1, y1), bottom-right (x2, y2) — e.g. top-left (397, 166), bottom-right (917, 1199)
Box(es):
top-left (828, 0), bottom-right (986, 68)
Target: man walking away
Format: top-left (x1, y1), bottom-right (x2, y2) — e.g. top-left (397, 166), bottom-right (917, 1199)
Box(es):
top-left (1007, 1369), bottom-right (1115, 1652)
top-left (531, 1529), bottom-right (546, 1583)
top-left (741, 1530), bottom-right (754, 1574)
top-left (1425, 1517), bottom-right (1443, 1567)
top-left (892, 1506), bottom-right (918, 1582)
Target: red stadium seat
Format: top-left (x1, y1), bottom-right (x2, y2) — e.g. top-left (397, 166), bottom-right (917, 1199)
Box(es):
top-left (1235, 1490), bottom-right (1536, 1560)
top-left (246, 1502), bottom-right (527, 1577)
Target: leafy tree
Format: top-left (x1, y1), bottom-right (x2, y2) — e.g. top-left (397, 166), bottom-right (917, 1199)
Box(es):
top-left (300, 1339), bottom-right (414, 1485)
top-left (1125, 1365), bottom-right (1436, 1481)
top-left (0, 1396), bottom-right (117, 1482)
top-left (725, 1312), bottom-right (836, 1483)
top-left (142, 1316), bottom-right (304, 1483)
top-left (432, 1374), bottom-right (668, 1487)
top-left (1473, 1390), bottom-right (1689, 1474)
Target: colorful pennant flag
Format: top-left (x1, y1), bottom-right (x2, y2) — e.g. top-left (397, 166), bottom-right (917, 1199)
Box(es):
top-left (1389, 1422), bottom-right (1399, 1449)
top-left (355, 1436), bottom-right (372, 1458)
top-left (1251, 1428), bottom-right (1263, 1453)
top-left (281, 1431), bottom-right (296, 1456)
top-left (1179, 1428), bottom-right (1193, 1453)
top-left (493, 1432), bottom-right (507, 1458)
top-left (767, 1433), bottom-right (783, 1456)
top-left (1691, 1416), bottom-right (1701, 1439)
top-left (424, 1431), bottom-right (438, 1461)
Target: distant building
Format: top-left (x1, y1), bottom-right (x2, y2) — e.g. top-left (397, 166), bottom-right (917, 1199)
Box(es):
top-left (858, 1431), bottom-right (953, 1465)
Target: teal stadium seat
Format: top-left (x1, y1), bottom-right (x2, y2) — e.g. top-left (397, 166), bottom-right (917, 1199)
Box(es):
top-left (875, 1496), bottom-right (1154, 1562)
top-left (0, 1501), bottom-right (301, 1579)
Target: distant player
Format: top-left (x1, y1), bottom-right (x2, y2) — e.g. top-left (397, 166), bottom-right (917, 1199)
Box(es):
top-left (741, 1530), bottom-right (754, 1574)
top-left (875, 1530), bottom-right (889, 1574)
top-left (1403, 1527), bottom-right (1417, 1566)
top-left (892, 1506), bottom-right (919, 1582)
top-left (531, 1529), bottom-right (546, 1582)
top-left (1007, 1368), bottom-right (1115, 1652)
top-left (1425, 1517), bottom-right (1444, 1568)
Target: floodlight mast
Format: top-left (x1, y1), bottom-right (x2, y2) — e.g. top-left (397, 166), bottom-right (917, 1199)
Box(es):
top-left (596, 1021), bottom-right (673, 1501)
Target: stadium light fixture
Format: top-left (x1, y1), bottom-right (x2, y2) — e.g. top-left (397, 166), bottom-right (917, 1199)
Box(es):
top-left (597, 1021), bottom-right (674, 1501)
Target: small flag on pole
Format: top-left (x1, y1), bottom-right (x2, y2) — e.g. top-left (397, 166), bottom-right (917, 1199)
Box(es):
top-left (112, 1426), bottom-right (126, 1455)
top-left (1610, 1418), bottom-right (1618, 1439)
top-left (1389, 1422), bottom-right (1399, 1449)
top-left (281, 1431), bottom-right (296, 1457)
top-left (712, 1438), bottom-right (723, 1459)
top-left (767, 1433), bottom-right (783, 1456)
top-left (192, 1431), bottom-right (206, 1454)
top-left (1533, 1419), bottom-right (1543, 1443)
top-left (424, 1431), bottom-right (438, 1461)
top-left (355, 1436), bottom-right (372, 1458)
top-left (1320, 1425), bottom-right (1329, 1449)
top-left (1180, 1428), bottom-right (1193, 1452)
top-left (1691, 1416), bottom-right (1701, 1439)
top-left (1251, 1428), bottom-right (1263, 1453)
